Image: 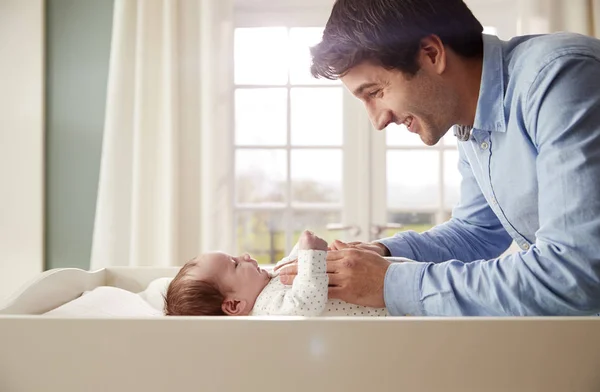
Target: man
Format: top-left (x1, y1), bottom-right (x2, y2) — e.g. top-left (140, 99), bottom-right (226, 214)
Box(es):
top-left (279, 0), bottom-right (600, 316)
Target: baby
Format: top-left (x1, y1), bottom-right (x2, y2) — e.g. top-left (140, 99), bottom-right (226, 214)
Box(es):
top-left (164, 230), bottom-right (388, 317)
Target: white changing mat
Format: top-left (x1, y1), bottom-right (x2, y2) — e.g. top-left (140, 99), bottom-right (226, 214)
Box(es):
top-left (44, 277), bottom-right (173, 317)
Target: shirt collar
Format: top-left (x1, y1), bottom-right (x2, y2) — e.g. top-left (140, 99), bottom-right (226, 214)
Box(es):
top-left (473, 34), bottom-right (506, 133)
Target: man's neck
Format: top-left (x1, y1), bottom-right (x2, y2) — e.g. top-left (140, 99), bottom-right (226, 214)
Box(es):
top-left (455, 56), bottom-right (483, 127)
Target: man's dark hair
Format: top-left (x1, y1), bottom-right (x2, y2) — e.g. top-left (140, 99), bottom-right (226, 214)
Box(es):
top-left (311, 0), bottom-right (484, 79)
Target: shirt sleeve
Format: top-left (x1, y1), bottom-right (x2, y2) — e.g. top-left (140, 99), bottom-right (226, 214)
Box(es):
top-left (384, 53), bottom-right (600, 316)
top-left (270, 249), bottom-right (329, 316)
top-left (378, 135), bottom-right (513, 263)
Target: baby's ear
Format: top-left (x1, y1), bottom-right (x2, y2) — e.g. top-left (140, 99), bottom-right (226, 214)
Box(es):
top-left (222, 298), bottom-right (248, 316)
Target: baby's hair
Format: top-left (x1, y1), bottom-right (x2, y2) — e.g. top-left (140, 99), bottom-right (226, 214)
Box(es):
top-left (164, 259), bottom-right (226, 316)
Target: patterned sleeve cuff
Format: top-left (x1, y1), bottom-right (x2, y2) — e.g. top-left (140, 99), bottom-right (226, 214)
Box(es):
top-left (297, 249), bottom-right (327, 278)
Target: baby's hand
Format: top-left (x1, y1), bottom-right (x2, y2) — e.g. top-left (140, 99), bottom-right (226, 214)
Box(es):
top-left (298, 230), bottom-right (328, 251)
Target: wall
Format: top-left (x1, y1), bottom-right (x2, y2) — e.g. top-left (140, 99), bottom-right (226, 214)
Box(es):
top-left (0, 0), bottom-right (45, 302)
top-left (45, 0), bottom-right (114, 270)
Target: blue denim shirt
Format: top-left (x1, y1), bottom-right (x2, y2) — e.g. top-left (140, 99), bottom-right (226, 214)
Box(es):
top-left (380, 33), bottom-right (600, 316)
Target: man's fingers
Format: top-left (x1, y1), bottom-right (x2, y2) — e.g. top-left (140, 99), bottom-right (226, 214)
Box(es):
top-left (326, 250), bottom-right (345, 260)
top-left (329, 240), bottom-right (345, 250)
top-left (278, 264), bottom-right (298, 275)
top-left (327, 273), bottom-right (344, 287)
top-left (279, 265), bottom-right (298, 285)
top-left (273, 259), bottom-right (296, 272)
top-left (326, 248), bottom-right (359, 261)
top-left (328, 286), bottom-right (345, 299)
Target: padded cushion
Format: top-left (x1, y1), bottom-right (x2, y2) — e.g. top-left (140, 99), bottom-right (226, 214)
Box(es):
top-left (137, 277), bottom-right (173, 311)
top-left (44, 286), bottom-right (163, 317)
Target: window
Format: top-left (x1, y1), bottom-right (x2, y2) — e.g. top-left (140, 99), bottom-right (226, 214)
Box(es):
top-left (233, 26), bottom-right (344, 263)
top-left (381, 124), bottom-right (459, 238)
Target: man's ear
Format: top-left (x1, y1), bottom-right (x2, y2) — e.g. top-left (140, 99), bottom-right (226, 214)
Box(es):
top-left (419, 34), bottom-right (446, 75)
top-left (222, 298), bottom-right (249, 316)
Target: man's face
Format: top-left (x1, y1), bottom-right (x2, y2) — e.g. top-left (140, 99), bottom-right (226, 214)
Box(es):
top-left (340, 60), bottom-right (459, 146)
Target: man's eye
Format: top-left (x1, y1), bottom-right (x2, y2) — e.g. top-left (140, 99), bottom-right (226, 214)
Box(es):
top-left (368, 89), bottom-right (381, 98)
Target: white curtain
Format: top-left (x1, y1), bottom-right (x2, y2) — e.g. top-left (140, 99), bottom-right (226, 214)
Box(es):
top-left (91, 0), bottom-right (233, 269)
top-left (518, 0), bottom-right (600, 37)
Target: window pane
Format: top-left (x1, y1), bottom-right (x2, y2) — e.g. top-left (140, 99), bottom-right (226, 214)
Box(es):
top-left (291, 149), bottom-right (342, 204)
top-left (236, 211), bottom-right (285, 264)
top-left (383, 212), bottom-right (436, 237)
top-left (387, 150), bottom-right (440, 209)
top-left (444, 150), bottom-right (461, 209)
top-left (235, 88), bottom-right (287, 146)
top-left (483, 26), bottom-right (498, 36)
top-left (289, 27), bottom-right (338, 85)
top-left (291, 87), bottom-right (343, 146)
top-left (291, 210), bottom-right (342, 245)
top-left (385, 123), bottom-right (423, 147)
top-left (442, 126), bottom-right (458, 146)
top-left (236, 150), bottom-right (287, 204)
top-left (234, 27), bottom-right (288, 85)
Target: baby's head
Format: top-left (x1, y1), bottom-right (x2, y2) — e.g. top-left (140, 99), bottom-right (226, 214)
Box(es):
top-left (164, 252), bottom-right (270, 316)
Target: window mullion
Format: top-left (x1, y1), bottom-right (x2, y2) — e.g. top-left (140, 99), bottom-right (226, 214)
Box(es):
top-left (285, 28), bottom-right (293, 252)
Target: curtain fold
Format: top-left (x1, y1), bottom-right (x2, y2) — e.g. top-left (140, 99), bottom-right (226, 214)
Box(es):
top-left (91, 0), bottom-right (233, 269)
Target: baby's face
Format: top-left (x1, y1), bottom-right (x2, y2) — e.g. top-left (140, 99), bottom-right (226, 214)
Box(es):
top-left (191, 252), bottom-right (270, 312)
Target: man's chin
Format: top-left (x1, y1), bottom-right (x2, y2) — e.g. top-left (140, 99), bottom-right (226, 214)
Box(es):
top-left (420, 135), bottom-right (436, 146)
top-left (420, 131), bottom-right (443, 146)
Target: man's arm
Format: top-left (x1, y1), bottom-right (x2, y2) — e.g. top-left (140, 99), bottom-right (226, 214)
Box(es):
top-left (377, 141), bottom-right (513, 263)
top-left (385, 54), bottom-right (600, 316)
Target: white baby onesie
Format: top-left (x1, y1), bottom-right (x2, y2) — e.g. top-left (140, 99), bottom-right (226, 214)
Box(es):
top-left (250, 245), bottom-right (389, 317)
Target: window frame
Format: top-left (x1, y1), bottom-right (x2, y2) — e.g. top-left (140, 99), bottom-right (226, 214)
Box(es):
top-left (231, 7), bottom-right (351, 263)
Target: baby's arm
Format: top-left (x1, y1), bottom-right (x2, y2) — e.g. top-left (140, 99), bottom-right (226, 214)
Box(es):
top-left (274, 243), bottom-right (299, 269)
top-left (274, 231), bottom-right (329, 316)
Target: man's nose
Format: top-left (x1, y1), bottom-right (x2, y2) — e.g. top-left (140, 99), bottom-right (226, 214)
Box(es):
top-left (369, 108), bottom-right (392, 131)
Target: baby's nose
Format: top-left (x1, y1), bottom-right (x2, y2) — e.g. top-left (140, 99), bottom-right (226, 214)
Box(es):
top-left (242, 253), bottom-right (255, 264)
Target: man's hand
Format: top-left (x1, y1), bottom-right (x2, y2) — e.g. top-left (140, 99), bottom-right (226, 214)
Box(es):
top-left (329, 239), bottom-right (391, 257)
top-left (279, 248), bottom-right (391, 308)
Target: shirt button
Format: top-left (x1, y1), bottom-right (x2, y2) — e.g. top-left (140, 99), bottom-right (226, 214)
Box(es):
top-left (523, 243), bottom-right (530, 250)
top-left (481, 142), bottom-right (489, 150)
top-left (490, 197), bottom-right (497, 205)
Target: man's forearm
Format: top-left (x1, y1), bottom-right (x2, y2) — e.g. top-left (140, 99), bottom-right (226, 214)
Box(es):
top-left (377, 217), bottom-right (512, 263)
